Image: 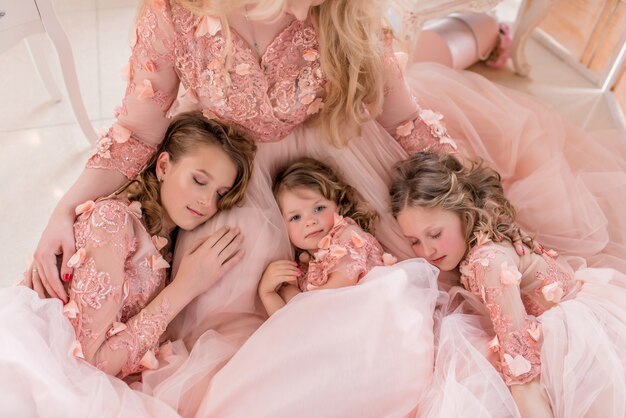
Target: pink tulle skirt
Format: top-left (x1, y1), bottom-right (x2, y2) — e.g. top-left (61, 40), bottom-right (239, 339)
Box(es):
top-left (0, 286), bottom-right (180, 417)
top-left (137, 63), bottom-right (626, 416)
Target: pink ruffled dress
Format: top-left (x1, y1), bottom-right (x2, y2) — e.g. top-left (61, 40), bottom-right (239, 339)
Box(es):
top-left (56, 0), bottom-right (626, 415)
top-left (297, 215), bottom-right (395, 292)
top-left (420, 240), bottom-right (626, 418)
top-left (0, 199), bottom-right (179, 417)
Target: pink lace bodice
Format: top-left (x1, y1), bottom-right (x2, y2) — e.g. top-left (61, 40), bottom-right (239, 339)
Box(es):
top-left (459, 238), bottom-right (580, 386)
top-left (297, 215), bottom-right (396, 291)
top-left (64, 199), bottom-right (171, 378)
top-left (86, 0), bottom-right (457, 180)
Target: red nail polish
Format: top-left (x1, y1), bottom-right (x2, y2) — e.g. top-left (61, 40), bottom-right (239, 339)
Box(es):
top-left (63, 273), bottom-right (73, 282)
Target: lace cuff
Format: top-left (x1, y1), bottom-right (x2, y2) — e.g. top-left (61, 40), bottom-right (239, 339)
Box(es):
top-left (86, 125), bottom-right (157, 180)
top-left (392, 108), bottom-right (458, 155)
top-left (492, 320), bottom-right (542, 386)
top-left (109, 298), bottom-right (170, 378)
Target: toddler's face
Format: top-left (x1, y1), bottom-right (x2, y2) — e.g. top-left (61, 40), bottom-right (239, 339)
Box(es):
top-left (396, 205), bottom-right (467, 271)
top-left (278, 187), bottom-right (338, 252)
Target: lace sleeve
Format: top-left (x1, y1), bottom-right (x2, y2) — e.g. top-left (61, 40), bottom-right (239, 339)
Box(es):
top-left (86, 1), bottom-right (180, 179)
top-left (460, 244), bottom-right (542, 386)
top-left (305, 222), bottom-right (385, 291)
top-left (65, 200), bottom-right (170, 378)
top-left (376, 35), bottom-right (457, 155)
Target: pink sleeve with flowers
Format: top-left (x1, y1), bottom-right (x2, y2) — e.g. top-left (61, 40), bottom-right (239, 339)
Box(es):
top-left (459, 243), bottom-right (542, 386)
top-left (65, 199), bottom-right (170, 378)
top-left (376, 35), bottom-right (458, 155)
top-left (86, 1), bottom-right (180, 179)
top-left (302, 216), bottom-right (396, 291)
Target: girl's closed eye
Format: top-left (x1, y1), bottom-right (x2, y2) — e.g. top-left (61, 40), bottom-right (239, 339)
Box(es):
top-left (193, 176), bottom-right (206, 186)
top-left (430, 232), bottom-right (441, 239)
top-left (410, 238), bottom-right (421, 246)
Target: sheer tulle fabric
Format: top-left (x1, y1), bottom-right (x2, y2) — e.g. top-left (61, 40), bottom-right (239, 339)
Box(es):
top-left (0, 287), bottom-right (179, 418)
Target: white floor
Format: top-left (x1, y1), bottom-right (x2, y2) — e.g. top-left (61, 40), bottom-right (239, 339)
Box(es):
top-left (0, 0), bottom-right (623, 288)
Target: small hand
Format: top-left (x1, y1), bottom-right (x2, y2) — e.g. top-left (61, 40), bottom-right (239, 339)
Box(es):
top-left (258, 260), bottom-right (300, 296)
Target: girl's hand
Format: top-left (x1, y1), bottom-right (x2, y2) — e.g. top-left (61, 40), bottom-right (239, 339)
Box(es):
top-left (24, 211), bottom-right (77, 302)
top-left (258, 260), bottom-right (299, 296)
top-left (174, 226), bottom-right (244, 297)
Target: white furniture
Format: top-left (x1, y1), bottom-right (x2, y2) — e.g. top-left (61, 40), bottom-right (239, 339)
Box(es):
top-left (0, 0), bottom-right (97, 143)
top-left (388, 0), bottom-right (554, 76)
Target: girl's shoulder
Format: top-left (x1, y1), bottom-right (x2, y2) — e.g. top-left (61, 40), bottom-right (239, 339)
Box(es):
top-left (463, 237), bottom-right (517, 268)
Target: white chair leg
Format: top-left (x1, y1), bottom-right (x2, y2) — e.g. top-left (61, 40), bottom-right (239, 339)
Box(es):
top-left (35, 0), bottom-right (97, 144)
top-left (25, 34), bottom-right (63, 102)
top-left (511, 0), bottom-right (554, 76)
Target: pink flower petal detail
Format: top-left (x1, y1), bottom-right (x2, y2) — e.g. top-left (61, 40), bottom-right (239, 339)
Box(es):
top-left (128, 201), bottom-right (142, 218)
top-left (503, 353), bottom-right (532, 377)
top-left (111, 124), bottom-right (132, 143)
top-left (151, 235), bottom-right (168, 251)
top-left (329, 244), bottom-right (348, 259)
top-left (207, 58), bottom-right (222, 70)
top-left (70, 340), bottom-right (85, 359)
top-left (318, 235), bottom-right (332, 250)
top-left (195, 15), bottom-right (221, 38)
top-left (351, 231), bottom-right (366, 248)
top-left (419, 109), bottom-right (443, 125)
top-left (306, 97), bottom-right (324, 115)
top-left (75, 200), bottom-right (96, 217)
top-left (139, 350), bottom-right (159, 370)
top-left (396, 120), bottom-right (414, 137)
top-left (333, 213), bottom-right (344, 226)
top-left (235, 63), bottom-right (251, 76)
top-left (382, 253), bottom-right (397, 266)
top-left (475, 232), bottom-right (492, 247)
top-left (145, 60), bottom-right (157, 73)
top-left (314, 249), bottom-right (329, 260)
top-left (62, 300), bottom-right (79, 319)
top-left (527, 322), bottom-right (542, 341)
top-left (106, 322), bottom-right (127, 338)
top-left (150, 255), bottom-right (170, 271)
top-left (67, 248), bottom-right (87, 269)
top-left (541, 282), bottom-right (564, 303)
top-left (300, 93), bottom-right (316, 105)
top-left (137, 79), bottom-right (155, 101)
top-left (500, 262), bottom-right (522, 285)
top-left (302, 49), bottom-right (319, 61)
top-left (488, 335), bottom-right (500, 352)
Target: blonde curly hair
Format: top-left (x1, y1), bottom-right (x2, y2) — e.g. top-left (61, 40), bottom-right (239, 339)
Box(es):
top-left (118, 110), bottom-right (256, 251)
top-left (389, 152), bottom-right (527, 251)
top-left (273, 157), bottom-right (378, 235)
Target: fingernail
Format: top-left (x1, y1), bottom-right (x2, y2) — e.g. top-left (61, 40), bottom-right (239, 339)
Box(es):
top-left (62, 273), bottom-right (72, 282)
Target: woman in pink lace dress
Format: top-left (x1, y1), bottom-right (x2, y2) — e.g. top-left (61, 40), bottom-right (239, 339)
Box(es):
top-left (23, 0), bottom-right (626, 414)
top-left (392, 152), bottom-right (626, 418)
top-left (3, 111), bottom-right (255, 417)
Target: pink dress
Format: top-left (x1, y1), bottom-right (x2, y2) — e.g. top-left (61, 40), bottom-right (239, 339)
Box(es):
top-left (421, 240), bottom-right (626, 417)
top-left (78, 1), bottom-right (626, 415)
top-left (0, 199), bottom-right (179, 417)
top-left (297, 215), bottom-right (391, 291)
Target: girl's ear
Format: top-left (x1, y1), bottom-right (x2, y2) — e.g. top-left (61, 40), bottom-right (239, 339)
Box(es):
top-left (155, 152), bottom-right (171, 181)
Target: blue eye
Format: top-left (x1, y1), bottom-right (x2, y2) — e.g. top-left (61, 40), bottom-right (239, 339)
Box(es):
top-left (313, 205), bottom-right (326, 213)
top-left (289, 214), bottom-right (301, 222)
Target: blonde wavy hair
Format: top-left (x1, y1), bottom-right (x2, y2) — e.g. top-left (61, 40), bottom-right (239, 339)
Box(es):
top-left (146, 0), bottom-right (386, 147)
top-left (389, 152), bottom-right (527, 251)
top-left (272, 157), bottom-right (378, 236)
top-left (118, 110), bottom-right (256, 252)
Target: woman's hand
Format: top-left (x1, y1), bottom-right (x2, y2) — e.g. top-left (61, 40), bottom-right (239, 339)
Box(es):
top-left (23, 210), bottom-right (77, 302)
top-left (258, 260), bottom-right (299, 296)
top-left (174, 226), bottom-right (244, 297)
